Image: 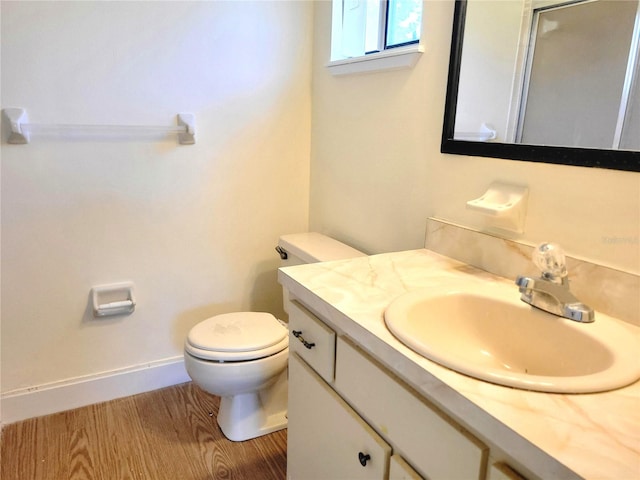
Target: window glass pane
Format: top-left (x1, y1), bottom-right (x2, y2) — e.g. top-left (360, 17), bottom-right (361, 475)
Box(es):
top-left (386, 0), bottom-right (422, 48)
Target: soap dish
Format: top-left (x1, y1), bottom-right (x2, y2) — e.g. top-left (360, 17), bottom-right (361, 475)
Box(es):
top-left (467, 182), bottom-right (528, 233)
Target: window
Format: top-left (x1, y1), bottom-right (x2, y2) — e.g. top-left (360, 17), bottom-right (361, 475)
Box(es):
top-left (331, 0), bottom-right (423, 61)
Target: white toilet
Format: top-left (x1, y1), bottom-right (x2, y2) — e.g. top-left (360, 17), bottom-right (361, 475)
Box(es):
top-left (184, 232), bottom-right (365, 442)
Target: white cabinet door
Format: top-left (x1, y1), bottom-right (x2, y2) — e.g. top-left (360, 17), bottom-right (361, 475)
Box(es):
top-left (389, 455), bottom-right (425, 480)
top-left (288, 353), bottom-right (391, 480)
top-left (489, 463), bottom-right (528, 480)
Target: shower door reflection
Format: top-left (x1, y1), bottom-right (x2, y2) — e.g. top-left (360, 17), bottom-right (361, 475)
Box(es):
top-left (517, 0), bottom-right (640, 150)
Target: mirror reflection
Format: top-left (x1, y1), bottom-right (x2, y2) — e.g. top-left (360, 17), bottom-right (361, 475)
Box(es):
top-left (452, 0), bottom-right (639, 151)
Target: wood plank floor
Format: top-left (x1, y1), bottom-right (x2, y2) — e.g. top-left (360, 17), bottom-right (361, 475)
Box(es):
top-left (0, 382), bottom-right (287, 480)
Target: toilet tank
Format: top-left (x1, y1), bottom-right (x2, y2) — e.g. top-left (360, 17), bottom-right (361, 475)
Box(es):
top-left (277, 232), bottom-right (366, 313)
top-left (277, 232), bottom-right (365, 267)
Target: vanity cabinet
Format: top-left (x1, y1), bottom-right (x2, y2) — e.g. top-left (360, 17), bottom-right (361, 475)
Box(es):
top-left (286, 300), bottom-right (489, 480)
top-left (278, 242), bottom-right (636, 480)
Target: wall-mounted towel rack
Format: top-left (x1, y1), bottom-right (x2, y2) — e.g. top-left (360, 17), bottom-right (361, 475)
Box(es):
top-left (2, 108), bottom-right (195, 145)
top-left (454, 123), bottom-right (496, 142)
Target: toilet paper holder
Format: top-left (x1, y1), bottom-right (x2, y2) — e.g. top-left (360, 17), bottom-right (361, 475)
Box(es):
top-left (91, 282), bottom-right (136, 317)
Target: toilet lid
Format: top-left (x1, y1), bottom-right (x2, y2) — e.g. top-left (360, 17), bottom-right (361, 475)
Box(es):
top-left (186, 312), bottom-right (288, 361)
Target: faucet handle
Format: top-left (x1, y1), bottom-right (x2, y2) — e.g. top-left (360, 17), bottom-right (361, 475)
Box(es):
top-left (533, 242), bottom-right (567, 282)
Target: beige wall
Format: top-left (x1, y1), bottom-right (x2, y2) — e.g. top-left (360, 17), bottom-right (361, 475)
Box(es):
top-left (1, 1), bottom-right (312, 393)
top-left (310, 0), bottom-right (639, 274)
top-left (456, 0), bottom-right (522, 141)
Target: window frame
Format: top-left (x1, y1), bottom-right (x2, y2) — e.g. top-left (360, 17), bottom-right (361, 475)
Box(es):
top-left (328, 0), bottom-right (424, 76)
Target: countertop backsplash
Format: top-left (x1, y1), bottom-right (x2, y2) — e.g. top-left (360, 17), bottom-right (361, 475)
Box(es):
top-left (425, 218), bottom-right (640, 326)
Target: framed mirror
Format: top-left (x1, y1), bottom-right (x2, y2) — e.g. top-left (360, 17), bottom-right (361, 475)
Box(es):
top-left (441, 0), bottom-right (640, 172)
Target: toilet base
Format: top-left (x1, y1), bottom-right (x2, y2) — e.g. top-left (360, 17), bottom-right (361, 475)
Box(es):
top-left (216, 370), bottom-right (288, 442)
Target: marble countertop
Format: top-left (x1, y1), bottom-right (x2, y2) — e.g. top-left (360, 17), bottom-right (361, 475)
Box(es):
top-left (278, 249), bottom-right (640, 480)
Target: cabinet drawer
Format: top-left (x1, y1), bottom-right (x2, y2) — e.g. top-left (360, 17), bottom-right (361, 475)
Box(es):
top-left (335, 336), bottom-right (488, 480)
top-left (288, 300), bottom-right (336, 383)
top-left (288, 353), bottom-right (391, 479)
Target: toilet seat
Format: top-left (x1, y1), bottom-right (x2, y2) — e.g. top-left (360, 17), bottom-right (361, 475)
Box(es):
top-left (185, 312), bottom-right (288, 362)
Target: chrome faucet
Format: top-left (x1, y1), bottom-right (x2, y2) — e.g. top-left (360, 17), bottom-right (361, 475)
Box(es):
top-left (515, 243), bottom-right (595, 323)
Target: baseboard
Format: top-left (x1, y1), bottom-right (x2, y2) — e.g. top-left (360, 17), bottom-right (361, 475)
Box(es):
top-left (1, 356), bottom-right (191, 425)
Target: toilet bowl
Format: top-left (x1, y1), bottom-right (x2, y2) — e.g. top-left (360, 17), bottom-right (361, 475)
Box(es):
top-left (184, 312), bottom-right (289, 442)
top-left (184, 233), bottom-right (366, 442)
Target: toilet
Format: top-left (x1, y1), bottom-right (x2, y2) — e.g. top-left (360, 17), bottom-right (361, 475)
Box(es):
top-left (184, 233), bottom-right (365, 442)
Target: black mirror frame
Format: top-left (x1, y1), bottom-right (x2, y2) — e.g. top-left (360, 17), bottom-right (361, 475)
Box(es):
top-left (441, 0), bottom-right (640, 173)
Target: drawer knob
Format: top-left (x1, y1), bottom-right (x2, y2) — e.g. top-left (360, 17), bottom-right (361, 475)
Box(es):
top-left (292, 330), bottom-right (316, 350)
top-left (358, 452), bottom-right (371, 467)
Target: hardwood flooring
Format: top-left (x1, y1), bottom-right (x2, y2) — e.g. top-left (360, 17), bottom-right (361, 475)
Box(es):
top-left (0, 382), bottom-right (287, 480)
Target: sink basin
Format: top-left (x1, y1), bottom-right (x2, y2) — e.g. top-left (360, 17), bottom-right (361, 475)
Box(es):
top-left (384, 282), bottom-right (640, 393)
